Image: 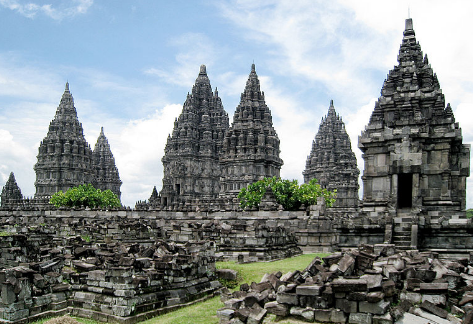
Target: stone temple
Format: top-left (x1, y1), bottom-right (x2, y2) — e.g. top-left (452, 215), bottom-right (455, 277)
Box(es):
top-left (33, 83), bottom-right (122, 200)
top-left (359, 18), bottom-right (470, 247)
top-left (160, 65), bottom-right (229, 206)
top-left (219, 64), bottom-right (283, 197)
top-left (92, 127), bottom-right (122, 199)
top-left (303, 100), bottom-right (359, 210)
top-left (0, 172), bottom-right (22, 208)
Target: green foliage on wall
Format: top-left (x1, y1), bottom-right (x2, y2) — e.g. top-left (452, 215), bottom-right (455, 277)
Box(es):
top-left (466, 209), bottom-right (473, 219)
top-left (238, 177), bottom-right (336, 211)
top-left (49, 184), bottom-right (121, 209)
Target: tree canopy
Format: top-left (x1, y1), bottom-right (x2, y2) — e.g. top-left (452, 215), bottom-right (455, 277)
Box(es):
top-left (238, 177), bottom-right (336, 211)
top-left (49, 184), bottom-right (121, 209)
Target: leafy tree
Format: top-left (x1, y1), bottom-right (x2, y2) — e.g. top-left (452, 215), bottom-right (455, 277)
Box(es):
top-left (238, 177), bottom-right (336, 211)
top-left (49, 184), bottom-right (121, 209)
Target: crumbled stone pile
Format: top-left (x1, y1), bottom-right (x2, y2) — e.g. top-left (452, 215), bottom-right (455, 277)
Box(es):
top-left (0, 239), bottom-right (221, 323)
top-left (217, 244), bottom-right (473, 323)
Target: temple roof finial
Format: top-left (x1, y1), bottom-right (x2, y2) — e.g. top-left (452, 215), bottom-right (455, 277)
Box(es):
top-left (199, 65), bottom-right (207, 75)
top-left (251, 63), bottom-right (256, 73)
top-left (65, 81), bottom-right (69, 91)
top-left (405, 18), bottom-right (413, 31)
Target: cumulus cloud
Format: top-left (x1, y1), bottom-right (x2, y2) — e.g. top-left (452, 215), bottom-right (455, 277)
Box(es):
top-left (0, 0), bottom-right (93, 20)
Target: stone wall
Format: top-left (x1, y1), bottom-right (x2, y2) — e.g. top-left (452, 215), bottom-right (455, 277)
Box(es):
top-left (0, 232), bottom-right (220, 323)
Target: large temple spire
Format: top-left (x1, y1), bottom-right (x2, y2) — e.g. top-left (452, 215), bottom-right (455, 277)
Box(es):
top-left (34, 83), bottom-right (94, 197)
top-left (220, 64), bottom-right (283, 196)
top-left (160, 65), bottom-right (229, 207)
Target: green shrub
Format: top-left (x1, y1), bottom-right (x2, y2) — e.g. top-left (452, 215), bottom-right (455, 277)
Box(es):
top-left (466, 209), bottom-right (473, 219)
top-left (49, 184), bottom-right (121, 209)
top-left (238, 177), bottom-right (336, 211)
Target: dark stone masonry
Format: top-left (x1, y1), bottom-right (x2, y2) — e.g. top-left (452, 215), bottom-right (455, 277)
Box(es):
top-left (1, 18), bottom-right (472, 323)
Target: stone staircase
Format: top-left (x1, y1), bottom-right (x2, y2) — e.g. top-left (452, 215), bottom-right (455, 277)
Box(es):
top-left (392, 209), bottom-right (415, 250)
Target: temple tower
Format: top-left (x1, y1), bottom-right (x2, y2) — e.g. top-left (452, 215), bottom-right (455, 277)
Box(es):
top-left (359, 19), bottom-right (470, 247)
top-left (160, 65), bottom-right (229, 206)
top-left (303, 100), bottom-right (359, 209)
top-left (92, 127), bottom-right (122, 199)
top-left (34, 83), bottom-right (94, 197)
top-left (220, 64), bottom-right (283, 196)
top-left (1, 172), bottom-right (23, 207)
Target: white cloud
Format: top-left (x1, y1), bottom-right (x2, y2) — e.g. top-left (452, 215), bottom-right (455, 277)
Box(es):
top-left (0, 0), bottom-right (93, 20)
top-left (112, 104), bottom-right (181, 207)
top-left (144, 33), bottom-right (220, 88)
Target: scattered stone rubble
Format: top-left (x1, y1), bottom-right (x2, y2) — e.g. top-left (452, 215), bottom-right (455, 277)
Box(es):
top-left (218, 244), bottom-right (473, 323)
top-left (0, 238), bottom-right (221, 323)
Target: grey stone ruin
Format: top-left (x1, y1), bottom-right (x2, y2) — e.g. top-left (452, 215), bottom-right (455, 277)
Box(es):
top-left (303, 100), bottom-right (360, 211)
top-left (160, 65), bottom-right (229, 207)
top-left (219, 63), bottom-right (283, 197)
top-left (92, 127), bottom-right (122, 199)
top-left (359, 18), bottom-right (470, 248)
top-left (0, 172), bottom-right (23, 208)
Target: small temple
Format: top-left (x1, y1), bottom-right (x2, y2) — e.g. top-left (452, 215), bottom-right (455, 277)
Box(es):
top-left (92, 127), bottom-right (122, 199)
top-left (303, 100), bottom-right (359, 211)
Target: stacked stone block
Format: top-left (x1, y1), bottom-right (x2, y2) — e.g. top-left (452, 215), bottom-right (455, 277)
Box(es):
top-left (218, 244), bottom-right (473, 324)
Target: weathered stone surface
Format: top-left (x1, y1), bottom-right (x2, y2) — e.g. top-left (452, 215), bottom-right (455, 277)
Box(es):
top-left (419, 300), bottom-right (448, 318)
top-left (410, 308), bottom-right (451, 324)
top-left (217, 269), bottom-right (238, 281)
top-left (290, 306), bottom-right (315, 321)
top-left (332, 278), bottom-right (367, 292)
top-left (359, 300), bottom-right (390, 315)
top-left (264, 301), bottom-right (288, 316)
top-left (295, 284), bottom-right (323, 296)
top-left (348, 312), bottom-right (372, 324)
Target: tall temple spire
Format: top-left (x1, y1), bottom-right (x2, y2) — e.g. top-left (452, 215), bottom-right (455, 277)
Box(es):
top-left (303, 101), bottom-right (359, 209)
top-left (34, 83), bottom-right (94, 197)
top-left (220, 64), bottom-right (283, 196)
top-left (367, 18), bottom-right (444, 127)
top-left (92, 127), bottom-right (122, 199)
top-left (160, 65), bottom-right (229, 206)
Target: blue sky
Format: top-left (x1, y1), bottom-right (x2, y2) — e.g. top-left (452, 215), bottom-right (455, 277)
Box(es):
top-left (1, 0), bottom-right (472, 208)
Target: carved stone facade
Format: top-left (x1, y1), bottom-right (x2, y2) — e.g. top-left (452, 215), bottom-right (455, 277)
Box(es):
top-left (33, 83), bottom-right (122, 200)
top-left (34, 83), bottom-right (95, 197)
top-left (160, 65), bottom-right (229, 206)
top-left (92, 127), bottom-right (122, 199)
top-left (219, 64), bottom-right (283, 196)
top-left (359, 19), bottom-right (470, 247)
top-left (0, 172), bottom-right (22, 207)
top-left (303, 100), bottom-right (359, 208)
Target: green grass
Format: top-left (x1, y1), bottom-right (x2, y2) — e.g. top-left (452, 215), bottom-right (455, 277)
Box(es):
top-left (31, 253), bottom-right (329, 324)
top-left (146, 253), bottom-right (328, 324)
top-left (216, 253), bottom-right (324, 287)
